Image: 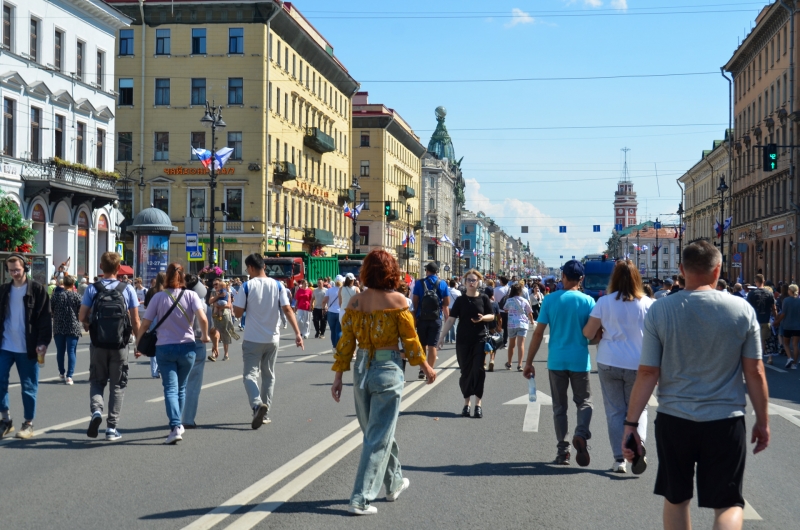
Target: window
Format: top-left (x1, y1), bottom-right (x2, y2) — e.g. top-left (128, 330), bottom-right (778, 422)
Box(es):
top-left (118, 78), bottom-right (133, 105)
top-left (191, 78), bottom-right (206, 105)
top-left (155, 29), bottom-right (170, 55)
top-left (2, 6), bottom-right (11, 50)
top-left (427, 244), bottom-right (435, 260)
top-left (96, 128), bottom-right (105, 168)
top-left (651, 261), bottom-right (657, 269)
top-left (191, 28), bottom-right (206, 54)
top-left (360, 160), bottom-right (369, 176)
top-left (224, 250), bottom-right (243, 275)
top-left (229, 28), bottom-right (243, 54)
top-left (228, 78), bottom-right (243, 105)
top-left (96, 51), bottom-right (104, 88)
top-left (2, 98), bottom-right (12, 156)
top-left (117, 131), bottom-right (132, 161)
top-left (662, 246), bottom-right (669, 254)
top-left (55, 115), bottom-right (65, 159)
top-left (154, 132), bottom-right (169, 160)
top-left (76, 41), bottom-right (84, 80)
top-left (360, 192), bottom-right (370, 209)
top-left (277, 41), bottom-right (281, 66)
top-left (30, 107), bottom-right (41, 161)
top-left (119, 29), bottom-right (134, 55)
top-left (227, 132), bottom-right (242, 159)
top-left (190, 131), bottom-right (205, 159)
top-left (360, 131), bottom-right (369, 147)
top-left (359, 226), bottom-right (370, 246)
top-left (268, 33), bottom-right (272, 60)
top-left (663, 260), bottom-right (669, 269)
top-left (226, 188), bottom-right (242, 221)
top-left (276, 88), bottom-right (281, 114)
top-left (54, 30), bottom-right (63, 71)
top-left (189, 189), bottom-right (205, 218)
top-left (76, 122), bottom-right (85, 164)
top-left (155, 78), bottom-right (170, 105)
top-left (463, 239), bottom-right (471, 250)
top-left (153, 188), bottom-right (169, 214)
top-left (284, 47), bottom-right (288, 72)
top-left (29, 18), bottom-right (39, 62)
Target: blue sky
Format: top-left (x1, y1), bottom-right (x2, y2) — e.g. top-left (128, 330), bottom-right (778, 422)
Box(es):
top-left (296, 0), bottom-right (766, 267)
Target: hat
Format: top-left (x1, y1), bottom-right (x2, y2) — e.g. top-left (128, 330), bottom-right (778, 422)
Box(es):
top-left (80, 277), bottom-right (87, 283)
top-left (334, 274), bottom-right (345, 283)
top-left (560, 260), bottom-right (585, 281)
top-left (664, 278), bottom-right (674, 285)
top-left (484, 287), bottom-right (495, 298)
top-left (425, 262), bottom-right (439, 274)
top-left (345, 272), bottom-right (355, 280)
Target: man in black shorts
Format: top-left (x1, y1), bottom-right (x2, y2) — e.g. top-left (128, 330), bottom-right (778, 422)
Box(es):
top-left (624, 240), bottom-right (770, 529)
top-left (412, 263), bottom-right (450, 379)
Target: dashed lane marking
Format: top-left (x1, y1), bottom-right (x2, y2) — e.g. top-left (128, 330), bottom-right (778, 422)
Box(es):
top-left (647, 394), bottom-right (659, 407)
top-left (0, 414), bottom-right (107, 447)
top-left (743, 499), bottom-right (762, 520)
top-left (764, 363), bottom-right (788, 373)
top-left (9, 371), bottom-right (90, 389)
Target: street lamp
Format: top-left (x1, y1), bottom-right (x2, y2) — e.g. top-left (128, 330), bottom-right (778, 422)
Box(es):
top-left (717, 176), bottom-right (729, 279)
top-left (405, 203), bottom-right (412, 273)
top-left (677, 202), bottom-right (684, 264)
top-left (350, 176), bottom-right (361, 254)
top-left (201, 101), bottom-right (226, 267)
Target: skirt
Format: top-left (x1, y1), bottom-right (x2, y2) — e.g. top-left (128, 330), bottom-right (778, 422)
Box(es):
top-left (456, 341), bottom-right (486, 399)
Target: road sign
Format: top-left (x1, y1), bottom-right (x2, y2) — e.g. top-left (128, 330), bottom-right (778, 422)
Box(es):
top-left (188, 242), bottom-right (205, 262)
top-left (654, 222), bottom-right (662, 229)
top-left (733, 252), bottom-right (742, 263)
top-left (731, 263), bottom-right (742, 268)
top-left (614, 223), bottom-right (623, 231)
top-left (593, 225), bottom-right (600, 232)
top-left (223, 259), bottom-right (228, 271)
top-left (185, 233), bottom-right (199, 253)
top-left (115, 242), bottom-right (124, 255)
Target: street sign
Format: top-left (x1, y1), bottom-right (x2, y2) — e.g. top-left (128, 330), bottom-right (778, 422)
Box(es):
top-left (614, 224), bottom-right (623, 231)
top-left (559, 226), bottom-right (567, 233)
top-left (654, 222), bottom-right (662, 229)
top-left (732, 263), bottom-right (742, 268)
top-left (223, 259), bottom-right (228, 271)
top-left (185, 233), bottom-right (199, 253)
top-left (115, 242), bottom-right (124, 255)
top-left (593, 225), bottom-right (600, 232)
top-left (188, 242), bottom-right (204, 262)
top-left (733, 252), bottom-right (742, 263)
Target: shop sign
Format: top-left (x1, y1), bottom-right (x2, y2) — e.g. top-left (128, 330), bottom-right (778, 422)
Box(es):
top-left (77, 212), bottom-right (89, 228)
top-left (163, 167), bottom-right (235, 176)
top-left (770, 223), bottom-right (786, 235)
top-left (31, 204), bottom-right (46, 222)
top-left (295, 181), bottom-right (330, 200)
top-left (98, 215), bottom-right (109, 231)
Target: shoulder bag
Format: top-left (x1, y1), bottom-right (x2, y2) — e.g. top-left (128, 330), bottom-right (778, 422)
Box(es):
top-left (137, 289), bottom-right (186, 357)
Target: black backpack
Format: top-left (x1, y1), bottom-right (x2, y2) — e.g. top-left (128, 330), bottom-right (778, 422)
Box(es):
top-left (498, 292), bottom-right (510, 312)
top-left (89, 282), bottom-right (133, 349)
top-left (420, 277), bottom-right (443, 321)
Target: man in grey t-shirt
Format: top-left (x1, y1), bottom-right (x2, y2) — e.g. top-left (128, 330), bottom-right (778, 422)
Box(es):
top-left (623, 240), bottom-right (770, 530)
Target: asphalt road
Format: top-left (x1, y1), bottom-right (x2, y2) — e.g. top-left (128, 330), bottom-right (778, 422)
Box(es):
top-left (1, 327), bottom-right (798, 529)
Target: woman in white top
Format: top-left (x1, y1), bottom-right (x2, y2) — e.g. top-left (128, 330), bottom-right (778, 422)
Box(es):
top-left (582, 260), bottom-right (653, 474)
top-left (338, 274), bottom-right (361, 325)
top-left (323, 275), bottom-right (344, 348)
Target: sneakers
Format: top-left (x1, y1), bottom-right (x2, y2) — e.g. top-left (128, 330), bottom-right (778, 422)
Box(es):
top-left (612, 460), bottom-right (627, 473)
top-left (105, 429), bottom-right (122, 441)
top-left (319, 334), bottom-right (325, 339)
top-left (15, 422), bottom-right (33, 439)
top-left (348, 505), bottom-right (378, 516)
top-left (252, 403), bottom-right (269, 430)
top-left (785, 358), bottom-right (794, 369)
top-left (555, 452), bottom-right (570, 465)
top-left (767, 356), bottom-right (774, 365)
top-left (59, 374), bottom-right (65, 381)
top-left (505, 362), bottom-right (512, 370)
top-left (164, 426), bottom-right (183, 445)
top-left (0, 418), bottom-right (14, 438)
top-left (386, 478), bottom-right (410, 502)
top-left (572, 435), bottom-right (590, 467)
top-left (314, 333), bottom-right (319, 338)
top-left (418, 370), bottom-right (425, 380)
top-left (793, 363), bottom-right (798, 370)
top-left (65, 377), bottom-right (74, 386)
top-left (263, 417), bottom-right (272, 425)
top-left (631, 443), bottom-right (648, 475)
top-left (87, 411), bottom-right (103, 438)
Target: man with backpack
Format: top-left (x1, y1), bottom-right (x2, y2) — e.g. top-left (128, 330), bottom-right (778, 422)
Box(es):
top-left (79, 252), bottom-right (140, 441)
top-left (495, 277), bottom-right (511, 349)
top-left (412, 262), bottom-right (450, 379)
top-left (747, 274), bottom-right (777, 367)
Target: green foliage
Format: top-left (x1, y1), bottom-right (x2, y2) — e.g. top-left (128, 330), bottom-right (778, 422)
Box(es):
top-left (0, 190), bottom-right (36, 253)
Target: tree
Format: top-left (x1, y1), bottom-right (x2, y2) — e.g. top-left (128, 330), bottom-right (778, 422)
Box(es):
top-left (605, 232), bottom-right (621, 259)
top-left (0, 190), bottom-right (36, 253)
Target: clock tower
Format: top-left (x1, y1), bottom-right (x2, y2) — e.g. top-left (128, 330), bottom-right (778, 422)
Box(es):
top-left (613, 147), bottom-right (637, 228)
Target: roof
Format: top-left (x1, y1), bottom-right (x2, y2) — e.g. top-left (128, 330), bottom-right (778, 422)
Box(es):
top-left (127, 207), bottom-right (177, 233)
top-left (618, 220), bottom-right (677, 239)
top-left (427, 106), bottom-right (456, 161)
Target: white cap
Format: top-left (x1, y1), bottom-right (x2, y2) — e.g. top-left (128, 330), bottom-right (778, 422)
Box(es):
top-left (334, 274), bottom-right (345, 283)
top-left (345, 272), bottom-right (355, 280)
top-left (80, 277), bottom-right (87, 283)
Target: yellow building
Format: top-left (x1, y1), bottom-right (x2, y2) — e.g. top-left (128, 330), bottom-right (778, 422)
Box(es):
top-left (109, 0), bottom-right (358, 275)
top-left (351, 92), bottom-right (424, 277)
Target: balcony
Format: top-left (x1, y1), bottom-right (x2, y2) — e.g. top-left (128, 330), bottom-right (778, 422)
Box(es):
top-left (338, 189), bottom-right (355, 206)
top-left (397, 245), bottom-right (415, 258)
top-left (304, 228), bottom-right (334, 246)
top-left (413, 220), bottom-right (423, 231)
top-left (387, 209), bottom-right (399, 221)
top-left (304, 127), bottom-right (336, 154)
top-left (21, 158), bottom-right (119, 208)
top-left (400, 185), bottom-right (415, 199)
top-left (224, 221), bottom-right (243, 232)
top-left (273, 161), bottom-right (297, 185)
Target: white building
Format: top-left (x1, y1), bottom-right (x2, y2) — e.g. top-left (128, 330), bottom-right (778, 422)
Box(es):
top-left (616, 221), bottom-right (681, 281)
top-left (0, 0), bottom-right (130, 281)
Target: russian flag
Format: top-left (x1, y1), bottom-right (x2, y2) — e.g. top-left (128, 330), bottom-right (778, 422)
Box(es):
top-left (343, 202), bottom-right (352, 218)
top-left (191, 146), bottom-right (235, 171)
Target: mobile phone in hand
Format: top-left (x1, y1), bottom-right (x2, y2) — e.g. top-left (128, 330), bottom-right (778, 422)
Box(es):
top-left (625, 432), bottom-right (640, 457)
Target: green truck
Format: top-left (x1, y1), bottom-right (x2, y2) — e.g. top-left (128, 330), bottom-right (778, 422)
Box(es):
top-left (262, 252), bottom-right (339, 289)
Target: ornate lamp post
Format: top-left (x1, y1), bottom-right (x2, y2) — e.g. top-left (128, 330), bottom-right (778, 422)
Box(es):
top-left (677, 202), bottom-right (684, 264)
top-left (200, 101), bottom-right (226, 266)
top-left (717, 176), bottom-right (729, 279)
top-left (405, 203), bottom-right (413, 271)
top-left (350, 176), bottom-right (361, 254)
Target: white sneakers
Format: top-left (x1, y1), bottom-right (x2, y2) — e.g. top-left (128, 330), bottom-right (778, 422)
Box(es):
top-left (612, 460), bottom-right (627, 473)
top-left (348, 505), bottom-right (378, 516)
top-left (348, 478), bottom-right (410, 515)
top-left (386, 478), bottom-right (410, 502)
top-left (164, 426), bottom-right (183, 445)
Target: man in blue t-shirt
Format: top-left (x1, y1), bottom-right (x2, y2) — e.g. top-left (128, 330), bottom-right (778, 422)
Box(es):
top-left (523, 260), bottom-right (596, 467)
top-left (412, 262), bottom-right (450, 378)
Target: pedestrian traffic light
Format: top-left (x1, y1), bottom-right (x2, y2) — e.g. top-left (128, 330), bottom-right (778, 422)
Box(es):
top-left (384, 201), bottom-right (391, 216)
top-left (764, 143), bottom-right (778, 172)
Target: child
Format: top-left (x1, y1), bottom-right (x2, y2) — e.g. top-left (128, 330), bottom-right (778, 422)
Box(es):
top-left (214, 281), bottom-right (229, 320)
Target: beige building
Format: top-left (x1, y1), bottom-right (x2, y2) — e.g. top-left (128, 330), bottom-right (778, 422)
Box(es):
top-left (724, 2), bottom-right (796, 283)
top-left (350, 92), bottom-right (424, 276)
top-left (109, 0), bottom-right (358, 275)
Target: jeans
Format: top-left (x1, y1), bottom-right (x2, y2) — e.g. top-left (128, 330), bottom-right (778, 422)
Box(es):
top-left (89, 345), bottom-right (128, 429)
top-left (241, 341), bottom-right (278, 410)
top-left (313, 308), bottom-right (327, 336)
top-left (155, 342), bottom-right (196, 428)
top-left (0, 349), bottom-right (39, 421)
top-left (297, 309), bottom-right (311, 338)
top-left (446, 319), bottom-right (457, 342)
top-left (548, 369), bottom-right (593, 455)
top-left (350, 349), bottom-right (405, 509)
top-left (182, 340), bottom-right (207, 426)
top-left (327, 311), bottom-right (342, 348)
top-left (597, 363), bottom-right (647, 461)
top-left (54, 334), bottom-right (78, 378)
top-left (241, 312), bottom-right (246, 329)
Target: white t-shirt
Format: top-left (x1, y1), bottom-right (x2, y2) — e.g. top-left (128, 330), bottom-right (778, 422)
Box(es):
top-left (495, 284), bottom-right (510, 308)
top-left (233, 277), bottom-right (290, 344)
top-left (1, 283), bottom-right (28, 353)
top-left (589, 293), bottom-right (654, 370)
top-left (326, 286), bottom-right (341, 313)
top-left (448, 287), bottom-right (461, 310)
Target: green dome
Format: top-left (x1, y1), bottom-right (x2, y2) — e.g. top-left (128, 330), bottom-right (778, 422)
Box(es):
top-left (427, 106), bottom-right (456, 161)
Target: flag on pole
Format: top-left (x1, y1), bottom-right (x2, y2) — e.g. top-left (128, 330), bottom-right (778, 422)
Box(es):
top-left (673, 227), bottom-right (679, 238)
top-left (401, 233), bottom-right (408, 247)
top-left (651, 244), bottom-right (661, 256)
top-left (472, 249), bottom-right (477, 256)
top-left (343, 202), bottom-right (352, 218)
top-left (409, 232), bottom-right (416, 245)
top-left (192, 146), bottom-right (234, 171)
top-left (640, 245), bottom-right (648, 251)
top-left (714, 218), bottom-right (722, 239)
top-left (440, 234), bottom-right (454, 245)
top-left (431, 237), bottom-right (441, 246)
top-left (723, 216), bottom-right (732, 234)
top-left (353, 202), bottom-right (365, 219)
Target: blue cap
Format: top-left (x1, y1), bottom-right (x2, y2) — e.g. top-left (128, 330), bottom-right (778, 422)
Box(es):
top-left (561, 259), bottom-right (585, 280)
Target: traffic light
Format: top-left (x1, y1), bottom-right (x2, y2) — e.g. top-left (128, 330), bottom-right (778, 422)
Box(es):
top-left (764, 143), bottom-right (778, 172)
top-left (384, 201), bottom-right (391, 216)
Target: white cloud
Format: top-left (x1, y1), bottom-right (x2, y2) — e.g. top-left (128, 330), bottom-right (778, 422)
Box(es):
top-left (610, 0), bottom-right (628, 10)
top-left (506, 8), bottom-right (534, 27)
top-left (584, 0), bottom-right (604, 6)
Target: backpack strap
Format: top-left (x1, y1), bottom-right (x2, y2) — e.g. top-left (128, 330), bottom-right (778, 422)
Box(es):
top-left (166, 289), bottom-right (192, 326)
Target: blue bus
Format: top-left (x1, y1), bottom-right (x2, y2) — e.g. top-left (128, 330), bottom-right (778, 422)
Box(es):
top-left (582, 255), bottom-right (615, 300)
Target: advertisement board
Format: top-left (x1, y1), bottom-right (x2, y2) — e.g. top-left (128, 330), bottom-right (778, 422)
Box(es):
top-left (143, 235), bottom-right (169, 284)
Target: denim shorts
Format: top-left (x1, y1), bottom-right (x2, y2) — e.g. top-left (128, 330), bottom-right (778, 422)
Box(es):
top-left (508, 327), bottom-right (528, 338)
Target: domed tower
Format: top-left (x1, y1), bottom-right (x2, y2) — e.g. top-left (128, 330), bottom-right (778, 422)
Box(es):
top-left (427, 106), bottom-right (456, 161)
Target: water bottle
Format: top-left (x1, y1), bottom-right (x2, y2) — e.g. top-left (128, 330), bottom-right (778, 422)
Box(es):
top-left (528, 375), bottom-right (537, 402)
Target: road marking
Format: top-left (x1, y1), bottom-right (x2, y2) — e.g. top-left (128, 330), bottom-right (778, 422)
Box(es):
top-left (45, 346), bottom-right (89, 358)
top-left (544, 335), bottom-right (550, 344)
top-left (743, 499), bottom-right (762, 520)
top-left (767, 402), bottom-right (800, 429)
top-left (283, 350), bottom-right (331, 364)
top-left (9, 370), bottom-right (90, 389)
top-left (764, 363), bottom-right (788, 373)
top-left (183, 355), bottom-right (460, 530)
top-left (504, 391), bottom-right (553, 433)
top-left (0, 414), bottom-right (107, 447)
top-left (647, 394), bottom-right (659, 407)
top-left (146, 375), bottom-right (244, 403)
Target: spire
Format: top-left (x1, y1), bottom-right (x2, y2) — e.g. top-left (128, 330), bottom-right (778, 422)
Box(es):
top-left (427, 106), bottom-right (456, 161)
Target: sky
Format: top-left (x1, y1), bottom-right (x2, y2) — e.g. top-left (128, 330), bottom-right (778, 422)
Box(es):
top-left (293, 0), bottom-right (767, 267)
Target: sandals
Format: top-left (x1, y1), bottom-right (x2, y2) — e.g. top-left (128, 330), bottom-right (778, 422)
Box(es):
top-left (208, 351), bottom-right (219, 362)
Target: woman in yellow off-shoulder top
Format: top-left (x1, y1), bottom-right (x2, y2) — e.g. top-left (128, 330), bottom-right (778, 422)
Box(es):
top-left (331, 250), bottom-right (436, 516)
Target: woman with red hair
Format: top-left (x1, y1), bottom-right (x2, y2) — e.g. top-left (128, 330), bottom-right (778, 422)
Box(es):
top-left (331, 249), bottom-right (436, 515)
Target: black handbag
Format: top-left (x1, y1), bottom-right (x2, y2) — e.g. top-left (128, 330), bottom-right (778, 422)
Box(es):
top-left (137, 290), bottom-right (185, 357)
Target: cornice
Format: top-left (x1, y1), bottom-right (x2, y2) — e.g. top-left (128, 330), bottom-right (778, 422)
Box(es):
top-left (725, 4), bottom-right (789, 75)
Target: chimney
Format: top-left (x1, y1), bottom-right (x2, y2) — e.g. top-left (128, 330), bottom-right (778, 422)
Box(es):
top-left (353, 91), bottom-right (369, 105)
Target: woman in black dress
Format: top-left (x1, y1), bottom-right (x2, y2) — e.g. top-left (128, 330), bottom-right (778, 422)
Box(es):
top-left (438, 269), bottom-right (495, 418)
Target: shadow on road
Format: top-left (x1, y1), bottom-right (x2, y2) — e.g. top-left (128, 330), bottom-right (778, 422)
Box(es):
top-left (400, 410), bottom-right (460, 419)
top-left (403, 461), bottom-right (637, 480)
